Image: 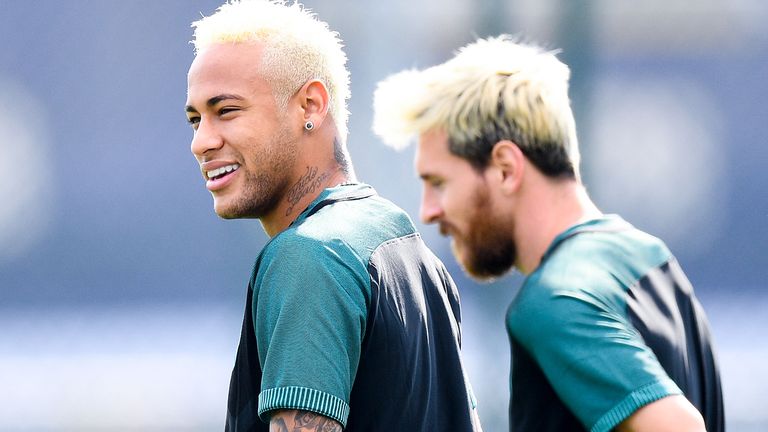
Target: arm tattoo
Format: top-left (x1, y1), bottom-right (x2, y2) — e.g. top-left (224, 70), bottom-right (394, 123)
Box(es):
top-left (285, 166), bottom-right (332, 216)
top-left (292, 410), bottom-right (342, 432)
top-left (273, 418), bottom-right (289, 432)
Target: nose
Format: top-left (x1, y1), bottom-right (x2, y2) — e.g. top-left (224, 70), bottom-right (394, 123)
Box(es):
top-left (419, 187), bottom-right (443, 224)
top-left (190, 118), bottom-right (224, 157)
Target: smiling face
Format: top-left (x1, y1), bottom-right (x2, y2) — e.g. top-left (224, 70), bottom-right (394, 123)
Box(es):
top-left (416, 130), bottom-right (518, 279)
top-left (186, 42), bottom-right (298, 219)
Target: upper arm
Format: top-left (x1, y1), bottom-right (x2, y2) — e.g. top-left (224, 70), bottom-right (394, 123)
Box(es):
top-left (616, 395), bottom-right (706, 432)
top-left (255, 237), bottom-right (369, 426)
top-left (270, 410), bottom-right (342, 432)
top-left (509, 281), bottom-right (683, 430)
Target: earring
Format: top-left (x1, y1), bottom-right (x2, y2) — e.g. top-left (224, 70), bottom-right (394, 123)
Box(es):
top-left (304, 121), bottom-right (314, 131)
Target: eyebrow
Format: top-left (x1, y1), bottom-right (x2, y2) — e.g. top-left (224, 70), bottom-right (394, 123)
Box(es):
top-left (185, 93), bottom-right (245, 113)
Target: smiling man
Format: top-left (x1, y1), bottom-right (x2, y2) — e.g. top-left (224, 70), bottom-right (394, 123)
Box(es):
top-left (184, 1), bottom-right (482, 431)
top-left (373, 36), bottom-right (724, 432)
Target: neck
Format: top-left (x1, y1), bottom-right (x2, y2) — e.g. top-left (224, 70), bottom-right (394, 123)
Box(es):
top-left (260, 164), bottom-right (348, 237)
top-left (514, 178), bottom-right (602, 275)
top-left (261, 120), bottom-right (355, 236)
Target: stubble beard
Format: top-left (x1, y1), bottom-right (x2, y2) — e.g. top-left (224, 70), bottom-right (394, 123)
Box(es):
top-left (457, 184), bottom-right (518, 280)
top-left (217, 122), bottom-right (297, 220)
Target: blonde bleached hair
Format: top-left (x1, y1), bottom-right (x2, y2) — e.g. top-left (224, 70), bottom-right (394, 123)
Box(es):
top-left (373, 35), bottom-right (581, 180)
top-left (192, 0), bottom-right (351, 143)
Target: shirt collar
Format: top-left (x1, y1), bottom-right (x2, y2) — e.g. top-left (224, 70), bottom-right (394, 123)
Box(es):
top-left (291, 182), bottom-right (376, 226)
top-left (540, 214), bottom-right (631, 261)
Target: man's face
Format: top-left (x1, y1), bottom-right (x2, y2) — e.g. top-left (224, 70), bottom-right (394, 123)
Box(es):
top-left (416, 130), bottom-right (517, 279)
top-left (186, 42), bottom-right (297, 219)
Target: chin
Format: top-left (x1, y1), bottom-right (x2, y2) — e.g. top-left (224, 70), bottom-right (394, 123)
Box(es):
top-left (213, 194), bottom-right (274, 220)
top-left (464, 260), bottom-right (513, 282)
top-left (463, 262), bottom-right (503, 282)
top-left (453, 238), bottom-right (515, 282)
top-left (214, 208), bottom-right (238, 219)
top-left (452, 242), bottom-right (489, 281)
top-left (213, 198), bottom-right (242, 219)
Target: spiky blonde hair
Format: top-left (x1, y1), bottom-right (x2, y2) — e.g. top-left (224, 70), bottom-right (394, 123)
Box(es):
top-left (192, 0), bottom-right (350, 143)
top-left (373, 35), bottom-right (580, 179)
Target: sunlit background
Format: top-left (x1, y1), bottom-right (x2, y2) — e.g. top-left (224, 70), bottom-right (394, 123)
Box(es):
top-left (1, 1), bottom-right (766, 430)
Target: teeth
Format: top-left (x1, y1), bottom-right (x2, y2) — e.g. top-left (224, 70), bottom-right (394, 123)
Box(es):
top-left (206, 163), bottom-right (240, 180)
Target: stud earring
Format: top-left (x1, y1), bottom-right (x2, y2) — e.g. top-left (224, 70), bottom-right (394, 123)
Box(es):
top-left (304, 121), bottom-right (314, 131)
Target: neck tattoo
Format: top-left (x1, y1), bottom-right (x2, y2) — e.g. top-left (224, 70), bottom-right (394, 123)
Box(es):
top-left (284, 165), bottom-right (332, 216)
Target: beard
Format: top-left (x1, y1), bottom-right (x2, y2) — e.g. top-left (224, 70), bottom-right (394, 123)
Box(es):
top-left (452, 184), bottom-right (517, 280)
top-left (216, 121), bottom-right (297, 219)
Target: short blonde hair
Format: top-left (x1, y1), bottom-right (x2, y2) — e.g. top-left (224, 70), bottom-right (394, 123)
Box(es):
top-left (192, 0), bottom-right (351, 143)
top-left (373, 35), bottom-right (580, 179)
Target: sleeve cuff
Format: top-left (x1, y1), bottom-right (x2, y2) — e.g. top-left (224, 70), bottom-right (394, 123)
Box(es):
top-left (590, 379), bottom-right (682, 432)
top-left (258, 386), bottom-right (350, 427)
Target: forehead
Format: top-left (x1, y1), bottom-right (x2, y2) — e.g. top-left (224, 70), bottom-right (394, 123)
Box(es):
top-left (415, 129), bottom-right (473, 175)
top-left (186, 42), bottom-right (270, 103)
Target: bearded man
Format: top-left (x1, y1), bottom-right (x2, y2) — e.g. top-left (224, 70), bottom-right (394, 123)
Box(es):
top-left (373, 35), bottom-right (724, 432)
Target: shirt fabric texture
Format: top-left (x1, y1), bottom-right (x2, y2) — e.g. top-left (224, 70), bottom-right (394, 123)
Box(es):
top-left (506, 215), bottom-right (723, 432)
top-left (226, 183), bottom-right (481, 432)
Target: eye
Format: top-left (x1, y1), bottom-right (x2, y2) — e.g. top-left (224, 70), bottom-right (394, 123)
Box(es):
top-left (218, 107), bottom-right (239, 116)
top-left (423, 177), bottom-right (444, 190)
top-left (186, 115), bottom-right (200, 130)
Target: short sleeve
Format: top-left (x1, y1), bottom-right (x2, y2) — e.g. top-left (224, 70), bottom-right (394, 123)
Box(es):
top-left (508, 280), bottom-right (682, 432)
top-left (253, 235), bottom-right (369, 427)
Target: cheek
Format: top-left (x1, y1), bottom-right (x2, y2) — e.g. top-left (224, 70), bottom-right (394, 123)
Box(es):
top-left (445, 188), bottom-right (473, 218)
top-left (443, 197), bottom-right (460, 219)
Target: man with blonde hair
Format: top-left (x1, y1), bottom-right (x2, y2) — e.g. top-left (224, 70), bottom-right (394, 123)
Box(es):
top-left (185, 1), bottom-right (482, 431)
top-left (373, 35), bottom-right (723, 432)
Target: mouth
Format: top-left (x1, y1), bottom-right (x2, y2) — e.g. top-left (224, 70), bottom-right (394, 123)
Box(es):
top-left (205, 163), bottom-right (240, 181)
top-left (204, 163), bottom-right (240, 191)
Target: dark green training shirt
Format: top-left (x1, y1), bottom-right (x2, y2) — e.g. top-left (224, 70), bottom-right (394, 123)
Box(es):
top-left (507, 215), bottom-right (723, 432)
top-left (226, 183), bottom-right (481, 431)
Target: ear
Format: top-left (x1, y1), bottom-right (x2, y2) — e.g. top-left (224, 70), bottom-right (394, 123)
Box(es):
top-left (489, 140), bottom-right (525, 194)
top-left (297, 79), bottom-right (330, 129)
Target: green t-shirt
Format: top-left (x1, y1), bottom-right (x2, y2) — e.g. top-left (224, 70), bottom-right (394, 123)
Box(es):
top-left (226, 183), bottom-right (481, 432)
top-left (507, 215), bottom-right (722, 432)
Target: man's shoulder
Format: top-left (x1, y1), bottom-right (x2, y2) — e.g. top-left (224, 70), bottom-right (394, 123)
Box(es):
top-left (304, 192), bottom-right (414, 245)
top-left (537, 223), bottom-right (672, 290)
top-left (510, 225), bottom-right (673, 330)
top-left (261, 192), bottom-right (416, 268)
top-left (312, 190), bottom-right (414, 230)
